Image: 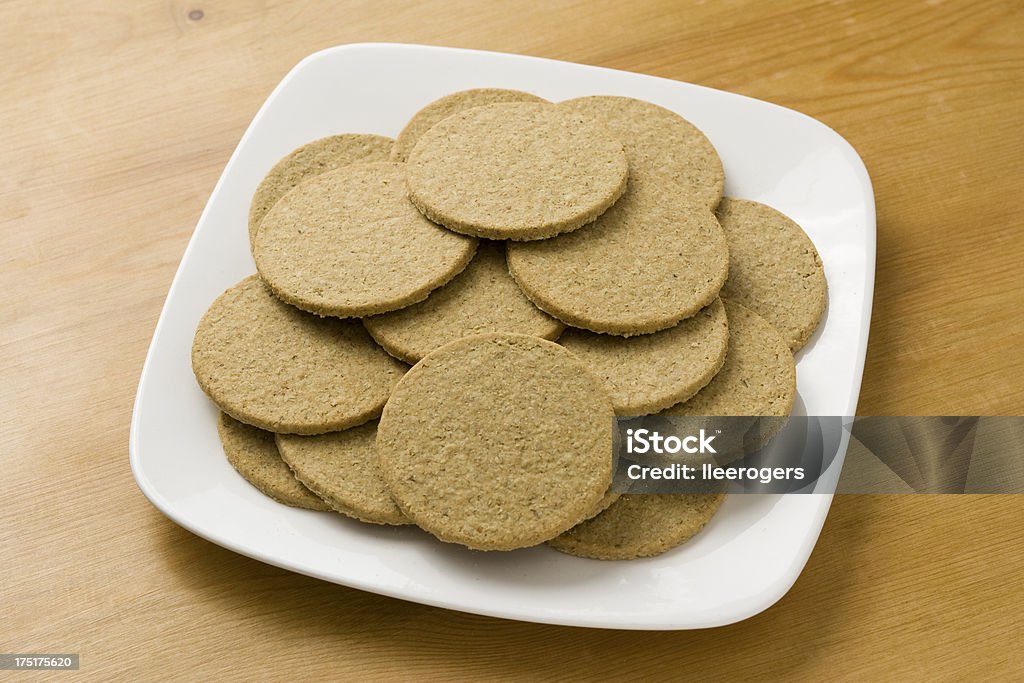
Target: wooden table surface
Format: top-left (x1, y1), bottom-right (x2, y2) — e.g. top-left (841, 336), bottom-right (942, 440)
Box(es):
top-left (3, 1), bottom-right (1022, 680)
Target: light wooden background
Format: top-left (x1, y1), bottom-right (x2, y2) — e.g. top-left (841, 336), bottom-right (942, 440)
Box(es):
top-left (3, 1), bottom-right (1022, 680)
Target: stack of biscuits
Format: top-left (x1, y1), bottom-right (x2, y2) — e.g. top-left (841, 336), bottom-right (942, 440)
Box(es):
top-left (191, 89), bottom-right (827, 560)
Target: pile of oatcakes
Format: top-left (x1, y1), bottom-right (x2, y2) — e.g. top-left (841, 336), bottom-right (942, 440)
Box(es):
top-left (192, 89), bottom-right (826, 560)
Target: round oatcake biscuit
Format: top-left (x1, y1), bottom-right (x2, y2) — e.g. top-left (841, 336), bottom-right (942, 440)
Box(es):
top-left (548, 492), bottom-right (725, 560)
top-left (248, 134), bottom-right (393, 246)
top-left (558, 298), bottom-right (729, 416)
top-left (276, 421), bottom-right (409, 526)
top-left (659, 300), bottom-right (796, 463)
top-left (716, 198), bottom-right (828, 351)
top-left (391, 88), bottom-right (547, 163)
top-left (363, 240), bottom-right (564, 363)
top-left (217, 412), bottom-right (331, 511)
top-left (661, 299), bottom-right (796, 419)
top-left (254, 162), bottom-right (477, 317)
top-left (405, 102), bottom-right (629, 240)
top-left (507, 98), bottom-right (730, 334)
top-left (507, 170), bottom-right (729, 336)
top-left (376, 333), bottom-right (616, 551)
top-left (192, 275), bottom-right (407, 435)
top-left (559, 96), bottom-right (724, 209)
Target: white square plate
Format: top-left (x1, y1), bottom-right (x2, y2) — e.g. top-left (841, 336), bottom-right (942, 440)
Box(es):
top-left (130, 43), bottom-right (875, 630)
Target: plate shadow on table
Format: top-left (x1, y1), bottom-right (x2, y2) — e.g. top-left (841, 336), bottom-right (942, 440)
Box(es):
top-left (154, 488), bottom-right (876, 679)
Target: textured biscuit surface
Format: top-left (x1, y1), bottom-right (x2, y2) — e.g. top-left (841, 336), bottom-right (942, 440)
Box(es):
top-left (584, 490), bottom-right (621, 520)
top-left (376, 333), bottom-right (615, 551)
top-left (717, 198), bottom-right (828, 351)
top-left (657, 300), bottom-right (795, 465)
top-left (192, 275), bottom-right (407, 434)
top-left (276, 421), bottom-right (409, 526)
top-left (363, 241), bottom-right (564, 363)
top-left (506, 96), bottom-right (729, 334)
top-left (559, 96), bottom-right (723, 209)
top-left (559, 298), bottom-right (729, 416)
top-left (406, 102), bottom-right (628, 240)
top-left (391, 89), bottom-right (546, 163)
top-left (254, 162), bottom-right (477, 317)
top-left (549, 492), bottom-right (725, 560)
top-left (248, 134), bottom-right (393, 246)
top-left (507, 170), bottom-right (729, 335)
top-left (217, 412), bottom-right (331, 510)
top-left (661, 300), bottom-right (796, 419)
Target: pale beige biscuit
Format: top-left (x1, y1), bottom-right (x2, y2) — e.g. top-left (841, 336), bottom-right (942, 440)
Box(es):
top-left (363, 241), bottom-right (564, 363)
top-left (506, 97), bottom-right (729, 334)
top-left (248, 134), bottom-right (393, 246)
top-left (376, 333), bottom-right (615, 551)
top-left (217, 412), bottom-right (331, 511)
top-left (405, 102), bottom-right (629, 240)
top-left (391, 89), bottom-right (546, 163)
top-left (656, 300), bottom-right (795, 463)
top-left (192, 275), bottom-right (407, 435)
top-left (559, 298), bottom-right (729, 416)
top-left (254, 162), bottom-right (477, 317)
top-left (559, 96), bottom-right (723, 209)
top-left (716, 198), bottom-right (828, 351)
top-left (661, 300), bottom-right (796, 419)
top-left (276, 421), bottom-right (409, 526)
top-left (548, 492), bottom-right (725, 560)
top-left (507, 170), bottom-right (729, 335)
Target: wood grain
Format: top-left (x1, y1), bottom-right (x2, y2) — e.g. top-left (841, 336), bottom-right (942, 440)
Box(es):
top-left (2, 0), bottom-right (1022, 680)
